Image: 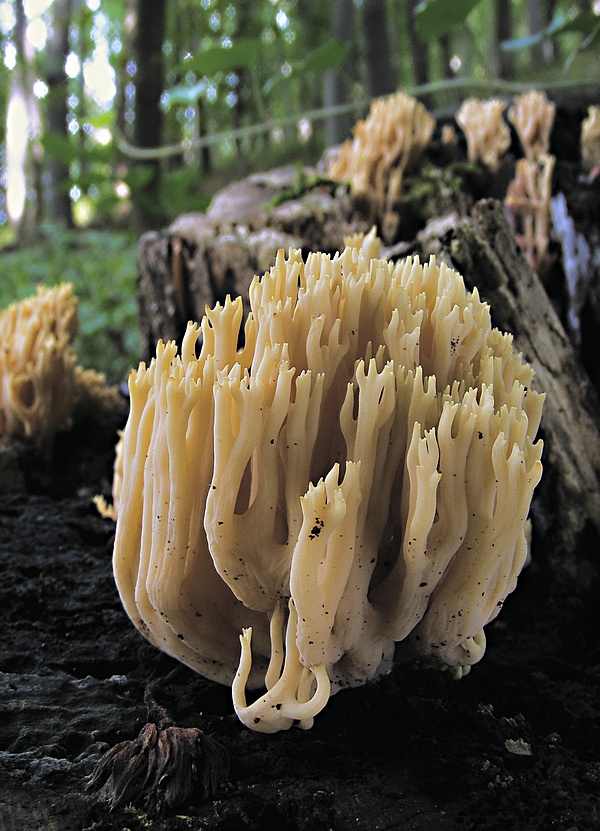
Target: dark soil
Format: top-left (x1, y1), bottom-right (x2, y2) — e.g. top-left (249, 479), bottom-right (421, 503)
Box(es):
top-left (0, 427), bottom-right (599, 831)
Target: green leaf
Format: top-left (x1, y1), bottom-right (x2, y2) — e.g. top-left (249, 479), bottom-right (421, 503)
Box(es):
top-left (42, 133), bottom-right (79, 165)
top-left (163, 79), bottom-right (207, 107)
top-left (263, 39), bottom-right (349, 95)
top-left (297, 40), bottom-right (349, 73)
top-left (122, 165), bottom-right (156, 189)
top-left (72, 170), bottom-right (105, 190)
top-left (564, 21), bottom-right (600, 70)
top-left (178, 37), bottom-right (261, 76)
top-left (557, 12), bottom-right (600, 35)
top-left (415, 0), bottom-right (484, 41)
top-left (83, 142), bottom-right (115, 165)
top-left (502, 11), bottom-right (598, 50)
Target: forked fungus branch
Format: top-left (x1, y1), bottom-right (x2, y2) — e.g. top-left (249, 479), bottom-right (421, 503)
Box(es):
top-left (111, 233), bottom-right (544, 733)
top-left (455, 98), bottom-right (511, 172)
top-left (581, 105), bottom-right (600, 172)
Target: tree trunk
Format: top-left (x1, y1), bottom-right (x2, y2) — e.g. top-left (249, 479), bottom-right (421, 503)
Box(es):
top-left (44, 0), bottom-right (73, 226)
top-left (324, 0), bottom-right (356, 146)
top-left (406, 0), bottom-right (430, 98)
top-left (361, 0), bottom-right (397, 100)
top-left (493, 0), bottom-right (514, 79)
top-left (132, 0), bottom-right (167, 227)
top-left (527, 0), bottom-right (555, 69)
top-left (6, 1), bottom-right (42, 245)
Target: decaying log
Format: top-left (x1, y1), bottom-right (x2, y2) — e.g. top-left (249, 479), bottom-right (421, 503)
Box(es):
top-left (419, 199), bottom-right (600, 570)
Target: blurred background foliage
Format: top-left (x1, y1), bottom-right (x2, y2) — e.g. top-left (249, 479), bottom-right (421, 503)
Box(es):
top-left (0, 0), bottom-right (598, 380)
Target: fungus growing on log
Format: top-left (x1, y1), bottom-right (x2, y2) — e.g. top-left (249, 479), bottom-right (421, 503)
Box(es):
top-left (508, 90), bottom-right (555, 162)
top-left (455, 98), bottom-right (511, 171)
top-left (111, 232), bottom-right (544, 733)
top-left (0, 283), bottom-right (119, 444)
top-left (581, 105), bottom-right (600, 172)
top-left (327, 93), bottom-right (435, 242)
top-left (504, 91), bottom-right (556, 274)
top-left (504, 154), bottom-right (555, 273)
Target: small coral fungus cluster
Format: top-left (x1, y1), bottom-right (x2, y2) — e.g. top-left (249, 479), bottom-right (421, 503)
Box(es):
top-left (328, 92), bottom-right (435, 243)
top-left (503, 90), bottom-right (557, 273)
top-left (110, 232), bottom-right (544, 733)
top-left (0, 283), bottom-right (118, 445)
top-left (327, 89), bottom-right (596, 276)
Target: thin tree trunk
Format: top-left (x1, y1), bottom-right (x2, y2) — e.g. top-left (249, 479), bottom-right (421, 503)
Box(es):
top-left (6, 0), bottom-right (42, 245)
top-left (494, 0), bottom-right (514, 79)
top-left (132, 0), bottom-right (167, 227)
top-left (324, 0), bottom-right (356, 146)
top-left (527, 0), bottom-right (555, 69)
top-left (406, 0), bottom-right (430, 94)
top-left (44, 0), bottom-right (73, 226)
top-left (361, 0), bottom-right (397, 100)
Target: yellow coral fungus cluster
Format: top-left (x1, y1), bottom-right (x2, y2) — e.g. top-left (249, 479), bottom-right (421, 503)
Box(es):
top-left (455, 98), bottom-right (511, 172)
top-left (0, 283), bottom-right (119, 444)
top-left (328, 92), bottom-right (435, 242)
top-left (112, 233), bottom-right (544, 733)
top-left (508, 90), bottom-right (556, 162)
top-left (504, 90), bottom-right (556, 273)
top-left (581, 105), bottom-right (600, 171)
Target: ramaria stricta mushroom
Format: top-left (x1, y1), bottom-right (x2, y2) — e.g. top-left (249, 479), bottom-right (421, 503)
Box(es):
top-left (455, 97), bottom-right (511, 172)
top-left (327, 92), bottom-right (435, 243)
top-left (504, 90), bottom-right (556, 274)
top-left (504, 154), bottom-right (555, 274)
top-left (0, 283), bottom-right (119, 445)
top-left (508, 90), bottom-right (555, 163)
top-left (581, 105), bottom-right (600, 174)
top-left (110, 231), bottom-right (544, 733)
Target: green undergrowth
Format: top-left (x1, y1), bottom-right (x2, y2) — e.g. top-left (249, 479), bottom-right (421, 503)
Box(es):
top-left (1, 224), bottom-right (140, 383)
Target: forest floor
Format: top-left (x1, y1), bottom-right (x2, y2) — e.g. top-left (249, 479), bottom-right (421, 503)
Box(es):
top-left (0, 401), bottom-right (598, 831)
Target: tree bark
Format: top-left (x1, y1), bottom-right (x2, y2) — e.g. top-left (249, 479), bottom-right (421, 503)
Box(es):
top-left (44, 0), bottom-right (73, 226)
top-left (493, 0), bottom-right (514, 79)
top-left (527, 0), bottom-right (555, 69)
top-left (324, 0), bottom-right (356, 146)
top-left (132, 0), bottom-right (167, 227)
top-left (6, 0), bottom-right (42, 245)
top-left (406, 0), bottom-right (430, 96)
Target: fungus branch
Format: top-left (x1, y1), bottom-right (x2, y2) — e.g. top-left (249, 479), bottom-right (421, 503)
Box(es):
top-left (328, 93), bottom-right (435, 242)
top-left (455, 98), bottom-right (511, 172)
